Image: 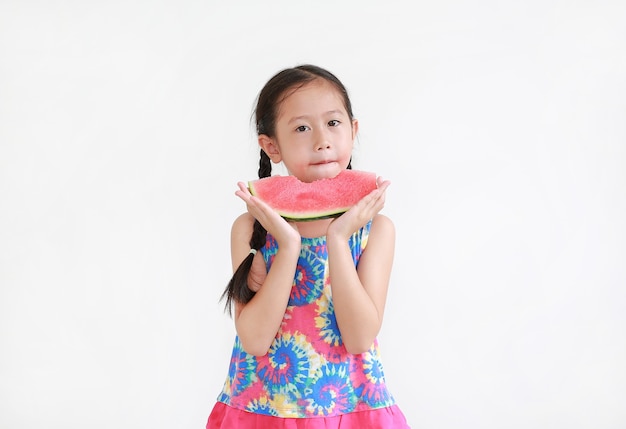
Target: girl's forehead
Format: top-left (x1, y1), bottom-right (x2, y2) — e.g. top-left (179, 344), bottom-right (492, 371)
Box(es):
top-left (277, 80), bottom-right (346, 117)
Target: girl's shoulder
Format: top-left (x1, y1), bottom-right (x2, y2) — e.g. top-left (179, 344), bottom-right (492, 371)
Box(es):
top-left (363, 213), bottom-right (395, 252)
top-left (370, 213), bottom-right (395, 235)
top-left (231, 212), bottom-right (255, 233)
top-left (231, 212), bottom-right (256, 247)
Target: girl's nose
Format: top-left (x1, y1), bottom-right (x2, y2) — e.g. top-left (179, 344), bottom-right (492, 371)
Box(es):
top-left (314, 129), bottom-right (331, 150)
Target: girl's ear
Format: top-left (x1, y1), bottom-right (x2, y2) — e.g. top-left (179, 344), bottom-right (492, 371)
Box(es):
top-left (351, 118), bottom-right (359, 139)
top-left (258, 134), bottom-right (282, 163)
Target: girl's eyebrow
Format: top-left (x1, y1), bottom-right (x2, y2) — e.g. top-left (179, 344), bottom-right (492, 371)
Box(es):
top-left (287, 110), bottom-right (345, 124)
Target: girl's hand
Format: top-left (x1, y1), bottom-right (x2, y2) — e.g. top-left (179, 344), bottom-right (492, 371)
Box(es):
top-left (235, 182), bottom-right (301, 246)
top-left (327, 176), bottom-right (390, 240)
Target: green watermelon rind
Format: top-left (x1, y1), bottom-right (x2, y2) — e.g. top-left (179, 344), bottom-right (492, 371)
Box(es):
top-left (247, 170), bottom-right (377, 221)
top-left (280, 210), bottom-right (350, 222)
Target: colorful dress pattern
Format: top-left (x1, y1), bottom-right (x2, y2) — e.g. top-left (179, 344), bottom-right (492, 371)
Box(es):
top-left (216, 221), bottom-right (397, 418)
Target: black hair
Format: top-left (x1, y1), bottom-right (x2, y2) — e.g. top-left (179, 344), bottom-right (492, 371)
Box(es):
top-left (221, 64), bottom-right (355, 316)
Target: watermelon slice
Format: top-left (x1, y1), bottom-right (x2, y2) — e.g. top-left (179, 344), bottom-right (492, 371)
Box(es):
top-left (248, 170), bottom-right (377, 221)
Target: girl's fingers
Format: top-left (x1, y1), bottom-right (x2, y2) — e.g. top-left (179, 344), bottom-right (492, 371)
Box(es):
top-left (235, 182), bottom-right (251, 198)
top-left (331, 179), bottom-right (390, 237)
top-left (362, 181), bottom-right (389, 211)
top-left (234, 181), bottom-right (288, 232)
top-left (376, 177), bottom-right (391, 193)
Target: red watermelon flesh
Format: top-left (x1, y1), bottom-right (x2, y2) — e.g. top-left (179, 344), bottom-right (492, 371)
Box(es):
top-left (248, 170), bottom-right (377, 221)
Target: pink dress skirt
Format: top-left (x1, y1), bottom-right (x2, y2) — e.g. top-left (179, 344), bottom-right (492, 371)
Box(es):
top-left (206, 402), bottom-right (411, 429)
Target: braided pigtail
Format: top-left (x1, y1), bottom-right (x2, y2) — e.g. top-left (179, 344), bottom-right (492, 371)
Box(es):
top-left (221, 150), bottom-right (271, 316)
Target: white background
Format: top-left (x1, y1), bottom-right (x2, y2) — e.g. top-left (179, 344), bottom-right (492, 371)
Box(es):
top-left (1, 1), bottom-right (625, 428)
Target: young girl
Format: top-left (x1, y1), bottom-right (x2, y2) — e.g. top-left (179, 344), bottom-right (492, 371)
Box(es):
top-left (206, 65), bottom-right (410, 428)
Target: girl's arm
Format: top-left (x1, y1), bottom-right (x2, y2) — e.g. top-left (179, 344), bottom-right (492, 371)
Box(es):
top-left (231, 184), bottom-right (301, 356)
top-left (326, 178), bottom-right (394, 354)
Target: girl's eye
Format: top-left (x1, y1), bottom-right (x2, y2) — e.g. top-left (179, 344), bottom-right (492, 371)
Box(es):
top-left (295, 125), bottom-right (309, 132)
top-left (328, 120), bottom-right (340, 127)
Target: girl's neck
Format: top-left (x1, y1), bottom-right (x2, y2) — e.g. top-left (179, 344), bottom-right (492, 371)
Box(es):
top-left (295, 218), bottom-right (333, 239)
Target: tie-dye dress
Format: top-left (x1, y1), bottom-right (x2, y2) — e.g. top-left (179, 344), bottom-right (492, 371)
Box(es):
top-left (207, 221), bottom-right (410, 428)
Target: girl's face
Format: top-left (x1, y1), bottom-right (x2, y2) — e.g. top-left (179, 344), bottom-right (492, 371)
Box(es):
top-left (259, 79), bottom-right (358, 183)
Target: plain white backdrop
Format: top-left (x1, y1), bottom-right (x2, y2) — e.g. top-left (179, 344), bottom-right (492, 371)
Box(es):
top-left (1, 1), bottom-right (625, 428)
